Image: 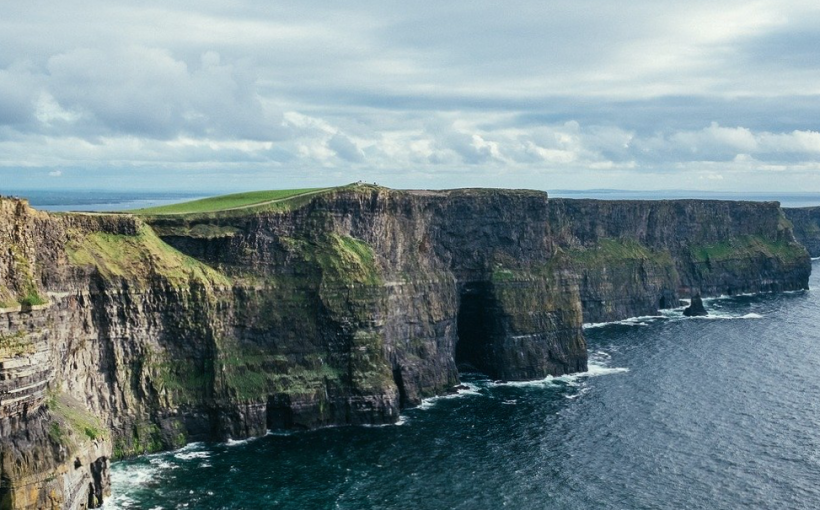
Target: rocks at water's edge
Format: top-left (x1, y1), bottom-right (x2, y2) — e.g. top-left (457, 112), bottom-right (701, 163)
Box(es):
top-left (0, 186), bottom-right (811, 509)
top-left (683, 294), bottom-right (708, 316)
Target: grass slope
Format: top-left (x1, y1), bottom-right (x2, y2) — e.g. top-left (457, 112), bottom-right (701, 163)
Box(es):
top-left (66, 224), bottom-right (230, 287)
top-left (130, 188), bottom-right (327, 215)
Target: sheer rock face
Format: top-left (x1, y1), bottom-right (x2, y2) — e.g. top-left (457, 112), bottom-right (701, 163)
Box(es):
top-left (784, 207), bottom-right (820, 258)
top-left (0, 188), bottom-right (810, 509)
top-left (548, 199), bottom-right (810, 323)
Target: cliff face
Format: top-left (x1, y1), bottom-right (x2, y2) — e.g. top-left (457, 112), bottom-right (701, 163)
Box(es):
top-left (0, 187), bottom-right (810, 509)
top-left (549, 199), bottom-right (810, 322)
top-left (784, 207), bottom-right (820, 257)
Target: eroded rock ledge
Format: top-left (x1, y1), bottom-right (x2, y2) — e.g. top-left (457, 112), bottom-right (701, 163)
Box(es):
top-left (0, 186), bottom-right (810, 509)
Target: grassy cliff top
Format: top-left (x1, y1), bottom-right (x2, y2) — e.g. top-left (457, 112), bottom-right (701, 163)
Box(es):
top-left (130, 184), bottom-right (550, 218)
top-left (130, 188), bottom-right (330, 215)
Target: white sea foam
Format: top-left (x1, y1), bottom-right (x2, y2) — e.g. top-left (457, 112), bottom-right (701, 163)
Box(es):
top-left (663, 310), bottom-right (764, 321)
top-left (585, 362), bottom-right (630, 377)
top-left (700, 312), bottom-right (763, 320)
top-left (173, 450), bottom-right (211, 460)
top-left (417, 382), bottom-right (482, 409)
top-left (362, 415), bottom-right (408, 427)
top-left (487, 361), bottom-right (629, 389)
top-left (265, 429), bottom-right (295, 437)
top-left (659, 306), bottom-right (766, 321)
top-left (173, 441), bottom-right (205, 453)
top-left (104, 458), bottom-right (176, 509)
top-left (148, 458), bottom-right (178, 470)
top-left (565, 386), bottom-right (591, 400)
top-left (584, 315), bottom-right (665, 329)
top-left (103, 442), bottom-right (215, 508)
top-left (225, 436), bottom-right (257, 447)
top-left (782, 289), bottom-right (807, 294)
top-left (104, 442), bottom-right (225, 507)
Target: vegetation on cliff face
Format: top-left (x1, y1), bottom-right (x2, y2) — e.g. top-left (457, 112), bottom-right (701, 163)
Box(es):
top-left (66, 223), bottom-right (230, 287)
top-left (217, 231), bottom-right (391, 413)
top-left (46, 391), bottom-right (108, 446)
top-left (0, 330), bottom-right (34, 357)
top-left (112, 422), bottom-right (166, 459)
top-left (689, 234), bottom-right (807, 263)
top-left (306, 233), bottom-right (382, 286)
top-left (565, 238), bottom-right (675, 267)
top-left (218, 345), bottom-right (342, 401)
top-left (0, 237), bottom-right (48, 309)
top-left (784, 206), bottom-right (820, 258)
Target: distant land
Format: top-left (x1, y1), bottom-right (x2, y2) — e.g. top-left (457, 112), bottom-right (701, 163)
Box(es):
top-left (5, 187), bottom-right (820, 211)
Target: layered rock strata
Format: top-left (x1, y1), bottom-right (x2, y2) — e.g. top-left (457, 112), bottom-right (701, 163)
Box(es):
top-left (0, 186), bottom-right (810, 508)
top-left (784, 207), bottom-right (820, 257)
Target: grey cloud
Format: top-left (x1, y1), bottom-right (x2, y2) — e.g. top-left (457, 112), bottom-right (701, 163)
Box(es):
top-left (0, 64), bottom-right (42, 127)
top-left (44, 47), bottom-right (285, 140)
top-left (327, 133), bottom-right (365, 163)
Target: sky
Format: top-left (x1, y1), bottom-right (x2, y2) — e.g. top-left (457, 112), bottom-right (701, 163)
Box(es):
top-left (3, 1), bottom-right (820, 192)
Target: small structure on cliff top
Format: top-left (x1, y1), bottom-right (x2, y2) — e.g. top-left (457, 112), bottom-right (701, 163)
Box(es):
top-left (683, 294), bottom-right (708, 317)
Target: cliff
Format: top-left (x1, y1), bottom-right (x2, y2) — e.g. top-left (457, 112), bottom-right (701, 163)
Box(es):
top-left (0, 186), bottom-right (810, 509)
top-left (549, 199), bottom-right (809, 322)
top-left (783, 207), bottom-right (820, 257)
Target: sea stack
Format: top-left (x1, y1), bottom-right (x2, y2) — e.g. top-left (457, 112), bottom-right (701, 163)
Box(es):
top-left (683, 294), bottom-right (708, 316)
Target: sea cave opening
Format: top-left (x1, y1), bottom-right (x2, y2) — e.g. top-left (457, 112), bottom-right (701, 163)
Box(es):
top-left (455, 282), bottom-right (498, 378)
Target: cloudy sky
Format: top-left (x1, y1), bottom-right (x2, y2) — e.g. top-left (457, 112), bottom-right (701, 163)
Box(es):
top-left (3, 0), bottom-right (820, 192)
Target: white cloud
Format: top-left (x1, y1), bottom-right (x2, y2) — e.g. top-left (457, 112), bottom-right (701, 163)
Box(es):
top-left (48, 170), bottom-right (62, 177)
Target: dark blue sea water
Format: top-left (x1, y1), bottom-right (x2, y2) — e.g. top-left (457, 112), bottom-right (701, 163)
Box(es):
top-left (104, 262), bottom-right (820, 510)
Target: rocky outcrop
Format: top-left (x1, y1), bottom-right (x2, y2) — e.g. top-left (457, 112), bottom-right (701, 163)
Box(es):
top-left (784, 207), bottom-right (820, 257)
top-left (0, 186), bottom-right (811, 508)
top-left (683, 295), bottom-right (708, 317)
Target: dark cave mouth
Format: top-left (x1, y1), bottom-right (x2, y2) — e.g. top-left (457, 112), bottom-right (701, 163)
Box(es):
top-left (454, 282), bottom-right (498, 378)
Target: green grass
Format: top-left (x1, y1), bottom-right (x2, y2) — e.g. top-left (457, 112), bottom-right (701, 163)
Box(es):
top-left (219, 348), bottom-right (341, 401)
top-left (567, 238), bottom-right (673, 266)
top-left (47, 392), bottom-right (109, 448)
top-left (131, 188), bottom-right (328, 215)
top-left (19, 290), bottom-right (47, 307)
top-left (66, 224), bottom-right (230, 287)
top-left (690, 235), bottom-right (806, 263)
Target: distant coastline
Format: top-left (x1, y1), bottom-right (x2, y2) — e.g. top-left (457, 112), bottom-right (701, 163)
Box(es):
top-left (550, 189), bottom-right (820, 208)
top-left (5, 188), bottom-right (820, 212)
top-left (0, 189), bottom-right (206, 212)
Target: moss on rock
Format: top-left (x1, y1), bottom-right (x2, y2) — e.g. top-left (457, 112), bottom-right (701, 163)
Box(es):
top-left (66, 223), bottom-right (230, 287)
